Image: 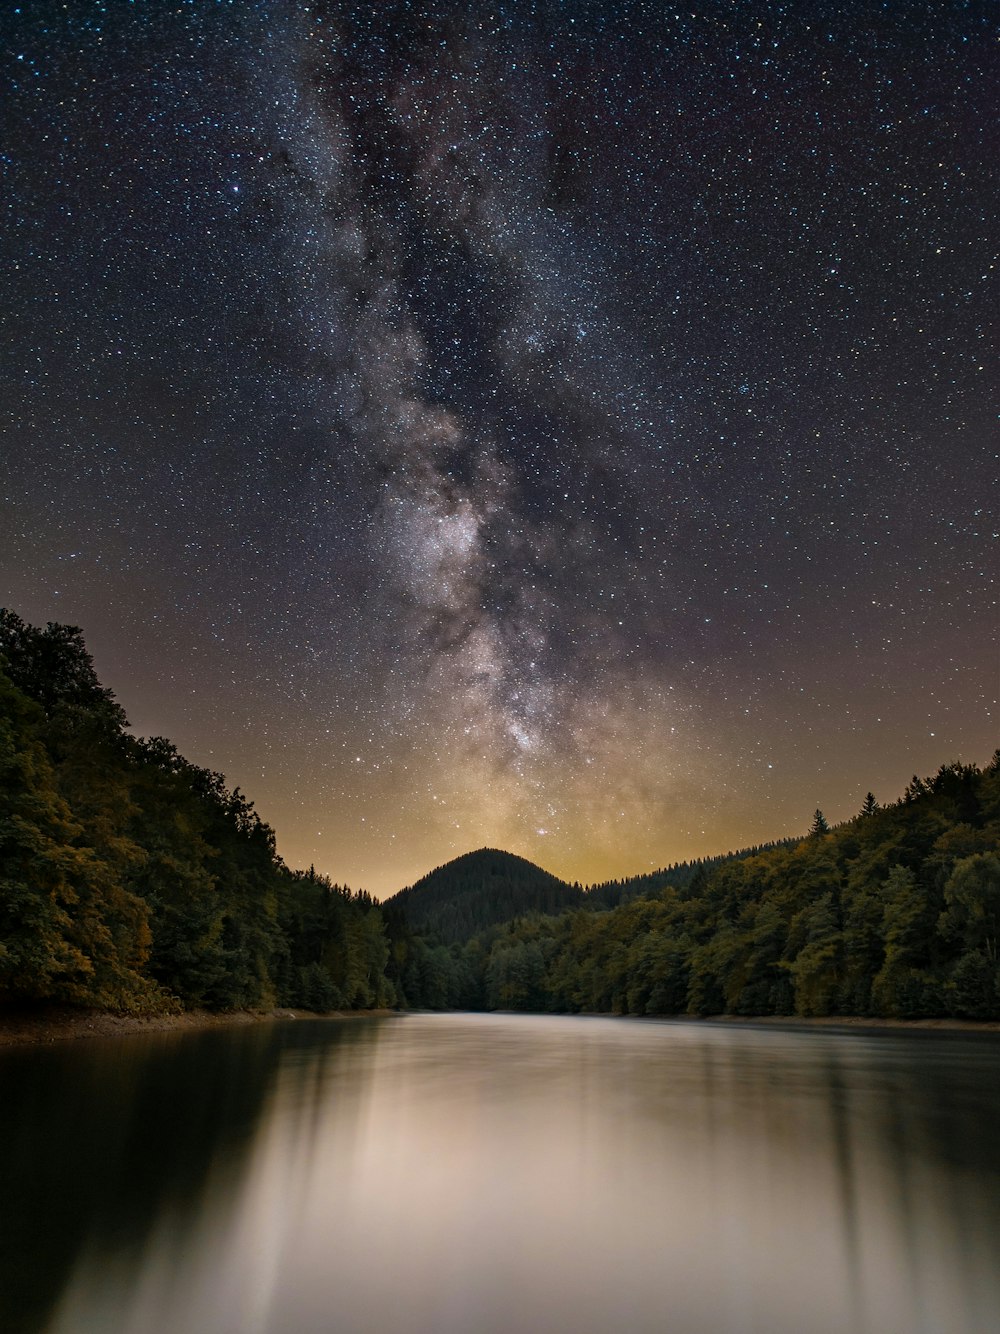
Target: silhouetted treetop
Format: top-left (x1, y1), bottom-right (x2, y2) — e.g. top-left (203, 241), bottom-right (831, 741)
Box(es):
top-left (0, 609), bottom-right (124, 722)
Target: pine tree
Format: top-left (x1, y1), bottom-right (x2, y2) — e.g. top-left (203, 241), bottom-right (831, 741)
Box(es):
top-left (810, 809), bottom-right (830, 836)
top-left (860, 792), bottom-right (879, 818)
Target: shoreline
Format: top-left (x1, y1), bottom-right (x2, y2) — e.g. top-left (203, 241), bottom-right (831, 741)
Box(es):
top-left (4, 1005), bottom-right (1000, 1049)
top-left (0, 1005), bottom-right (400, 1049)
top-left (682, 1013), bottom-right (1000, 1034)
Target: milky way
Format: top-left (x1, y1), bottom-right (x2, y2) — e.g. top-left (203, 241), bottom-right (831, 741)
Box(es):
top-left (2, 2), bottom-right (996, 894)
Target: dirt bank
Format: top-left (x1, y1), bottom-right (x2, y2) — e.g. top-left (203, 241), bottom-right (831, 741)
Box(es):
top-left (0, 1006), bottom-right (400, 1049)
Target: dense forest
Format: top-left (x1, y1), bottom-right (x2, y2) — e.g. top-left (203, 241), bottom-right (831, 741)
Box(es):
top-left (0, 611), bottom-right (409, 1015)
top-left (392, 764), bottom-right (1000, 1020)
top-left (392, 840), bottom-right (807, 943)
top-left (389, 849), bottom-right (588, 944)
top-left (3, 611), bottom-right (998, 1021)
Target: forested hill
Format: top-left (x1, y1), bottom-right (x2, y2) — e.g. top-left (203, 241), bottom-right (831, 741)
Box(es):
top-left (0, 611), bottom-right (400, 1016)
top-left (585, 840), bottom-right (802, 911)
top-left (387, 849), bottom-right (585, 944)
top-left (443, 762), bottom-right (1000, 1019)
top-left (4, 610), bottom-right (999, 1024)
top-left (388, 844), bottom-right (808, 943)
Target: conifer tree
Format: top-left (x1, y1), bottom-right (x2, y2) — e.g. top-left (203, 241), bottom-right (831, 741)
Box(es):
top-left (810, 809), bottom-right (830, 836)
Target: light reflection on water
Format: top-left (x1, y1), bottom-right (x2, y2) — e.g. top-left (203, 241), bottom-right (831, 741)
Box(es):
top-left (3, 1014), bottom-right (1000, 1333)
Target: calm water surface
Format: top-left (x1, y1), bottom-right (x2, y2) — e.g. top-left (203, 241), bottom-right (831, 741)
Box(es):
top-left (3, 1013), bottom-right (1000, 1333)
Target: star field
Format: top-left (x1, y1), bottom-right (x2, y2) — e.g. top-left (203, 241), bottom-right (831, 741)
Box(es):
top-left (2, 1), bottom-right (996, 896)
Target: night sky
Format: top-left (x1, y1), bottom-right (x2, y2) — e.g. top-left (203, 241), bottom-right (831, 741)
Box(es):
top-left (2, 1), bottom-right (996, 897)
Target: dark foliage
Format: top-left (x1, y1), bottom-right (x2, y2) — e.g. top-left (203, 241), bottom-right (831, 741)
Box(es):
top-left (388, 844), bottom-right (806, 941)
top-left (389, 848), bottom-right (586, 944)
top-left (392, 758), bottom-right (1000, 1021)
top-left (3, 612), bottom-right (997, 1024)
top-left (0, 613), bottom-right (398, 1015)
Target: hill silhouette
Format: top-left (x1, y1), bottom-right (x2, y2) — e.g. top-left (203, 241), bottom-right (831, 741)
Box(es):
top-left (5, 611), bottom-right (997, 1022)
top-left (388, 843), bottom-right (807, 946)
top-left (388, 848), bottom-right (585, 944)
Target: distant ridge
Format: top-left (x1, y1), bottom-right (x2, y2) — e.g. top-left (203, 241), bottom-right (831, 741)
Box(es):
top-left (387, 841), bottom-right (806, 945)
top-left (387, 848), bottom-right (585, 944)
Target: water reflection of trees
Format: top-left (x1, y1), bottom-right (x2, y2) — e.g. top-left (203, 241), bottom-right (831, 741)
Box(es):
top-left (3, 1019), bottom-right (1000, 1334)
top-left (0, 1021), bottom-right (383, 1333)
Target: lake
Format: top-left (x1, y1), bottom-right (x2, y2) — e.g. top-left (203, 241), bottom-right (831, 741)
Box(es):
top-left (3, 1013), bottom-right (999, 1333)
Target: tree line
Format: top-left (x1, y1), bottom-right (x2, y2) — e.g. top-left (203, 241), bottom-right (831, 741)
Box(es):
top-left (0, 611), bottom-right (436, 1014)
top-left (405, 760), bottom-right (1000, 1020)
top-left (3, 610), bottom-right (998, 1021)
